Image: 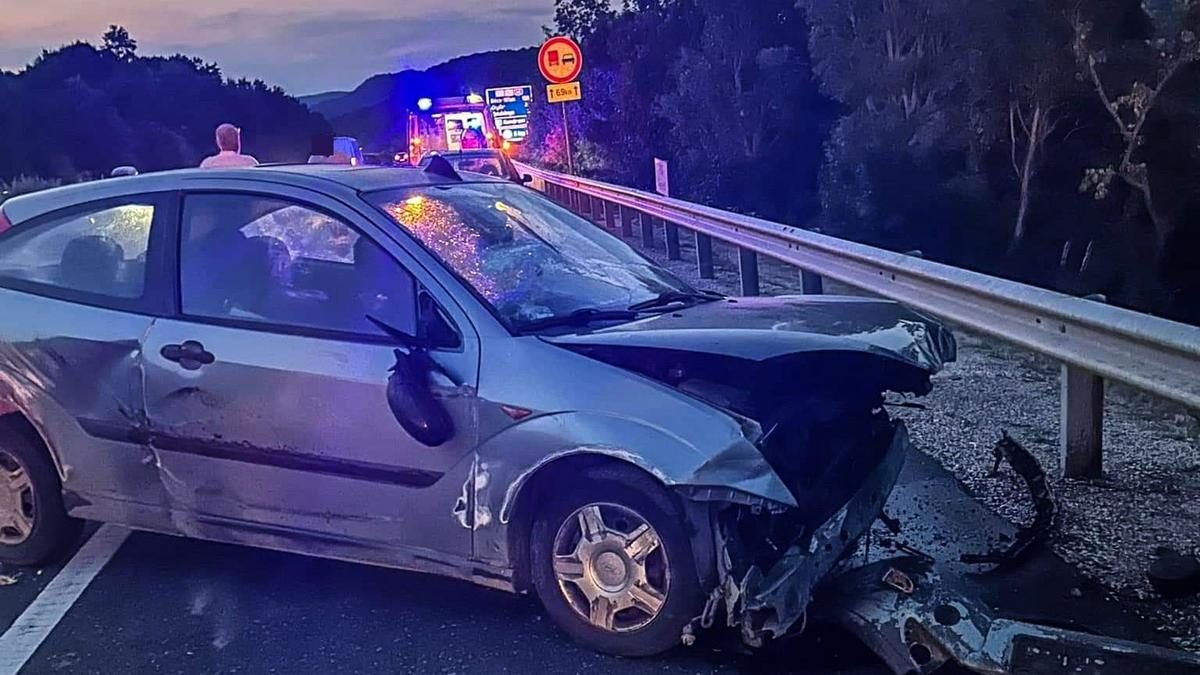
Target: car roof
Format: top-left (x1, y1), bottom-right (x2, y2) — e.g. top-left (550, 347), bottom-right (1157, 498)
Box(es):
top-left (2, 164), bottom-right (508, 223)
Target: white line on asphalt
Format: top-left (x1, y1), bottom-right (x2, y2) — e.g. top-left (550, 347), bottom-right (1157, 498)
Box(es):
top-left (0, 525), bottom-right (129, 675)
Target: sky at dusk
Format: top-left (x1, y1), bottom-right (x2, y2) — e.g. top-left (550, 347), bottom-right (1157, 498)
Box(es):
top-left (0, 0), bottom-right (554, 94)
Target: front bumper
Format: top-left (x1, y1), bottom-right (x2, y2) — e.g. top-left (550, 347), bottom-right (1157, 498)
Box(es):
top-left (817, 557), bottom-right (1200, 675)
top-left (708, 421), bottom-right (910, 646)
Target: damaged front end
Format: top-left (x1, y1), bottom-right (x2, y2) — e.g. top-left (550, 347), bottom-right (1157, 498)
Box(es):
top-left (546, 294), bottom-right (957, 650)
top-left (689, 418), bottom-right (910, 648)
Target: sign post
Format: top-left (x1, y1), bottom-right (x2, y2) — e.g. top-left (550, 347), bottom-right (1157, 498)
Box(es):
top-left (539, 36), bottom-right (584, 175)
top-left (653, 158), bottom-right (681, 259)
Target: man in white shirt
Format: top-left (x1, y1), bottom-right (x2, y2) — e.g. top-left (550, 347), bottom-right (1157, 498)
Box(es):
top-left (199, 124), bottom-right (259, 168)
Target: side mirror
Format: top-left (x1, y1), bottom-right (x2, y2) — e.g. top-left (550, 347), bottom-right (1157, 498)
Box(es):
top-left (520, 174), bottom-right (533, 184)
top-left (386, 348), bottom-right (454, 447)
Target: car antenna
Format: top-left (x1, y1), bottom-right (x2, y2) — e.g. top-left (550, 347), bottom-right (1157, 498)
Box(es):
top-left (424, 155), bottom-right (463, 181)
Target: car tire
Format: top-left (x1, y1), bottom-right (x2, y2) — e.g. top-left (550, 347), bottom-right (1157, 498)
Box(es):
top-left (529, 464), bottom-right (705, 657)
top-left (0, 420), bottom-right (80, 566)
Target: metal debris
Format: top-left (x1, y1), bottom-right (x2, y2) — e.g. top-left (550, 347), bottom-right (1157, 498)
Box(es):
top-left (960, 431), bottom-right (1058, 566)
top-left (0, 574), bottom-right (17, 586)
top-left (1148, 547), bottom-right (1200, 598)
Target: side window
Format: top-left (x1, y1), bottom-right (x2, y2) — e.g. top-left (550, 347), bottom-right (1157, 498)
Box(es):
top-left (0, 200), bottom-right (155, 300)
top-left (179, 194), bottom-right (417, 337)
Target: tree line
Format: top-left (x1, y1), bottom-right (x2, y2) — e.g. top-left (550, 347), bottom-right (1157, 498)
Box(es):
top-left (0, 27), bottom-right (327, 187)
top-left (523, 0), bottom-right (1200, 325)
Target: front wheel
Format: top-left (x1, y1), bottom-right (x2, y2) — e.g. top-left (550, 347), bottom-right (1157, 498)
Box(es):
top-left (529, 466), bottom-right (705, 656)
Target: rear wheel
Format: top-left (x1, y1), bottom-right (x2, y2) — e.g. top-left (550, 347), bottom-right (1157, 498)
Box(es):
top-left (0, 421), bottom-right (80, 565)
top-left (529, 465), bottom-right (704, 656)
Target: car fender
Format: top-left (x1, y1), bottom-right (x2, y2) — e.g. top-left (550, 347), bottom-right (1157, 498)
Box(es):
top-left (469, 410), bottom-right (794, 568)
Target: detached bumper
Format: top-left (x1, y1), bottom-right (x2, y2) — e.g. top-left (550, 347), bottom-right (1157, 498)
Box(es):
top-left (711, 422), bottom-right (910, 646)
top-left (817, 558), bottom-right (1200, 675)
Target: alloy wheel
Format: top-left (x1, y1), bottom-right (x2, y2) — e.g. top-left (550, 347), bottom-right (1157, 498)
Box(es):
top-left (551, 502), bottom-right (670, 632)
top-left (0, 449), bottom-right (34, 545)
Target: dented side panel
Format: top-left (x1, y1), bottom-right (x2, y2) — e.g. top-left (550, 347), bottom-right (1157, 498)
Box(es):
top-left (140, 318), bottom-right (479, 557)
top-left (0, 288), bottom-right (163, 509)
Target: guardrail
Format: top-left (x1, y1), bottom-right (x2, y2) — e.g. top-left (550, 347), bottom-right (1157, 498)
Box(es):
top-left (515, 162), bottom-right (1200, 479)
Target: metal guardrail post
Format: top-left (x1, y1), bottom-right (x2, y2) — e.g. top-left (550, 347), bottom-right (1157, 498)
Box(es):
top-left (1061, 364), bottom-right (1104, 479)
top-left (641, 212), bottom-right (655, 248)
top-left (605, 201), bottom-right (617, 230)
top-left (695, 233), bottom-right (714, 279)
top-left (619, 205), bottom-right (634, 237)
top-left (801, 270), bottom-right (824, 295)
top-left (739, 249), bottom-right (760, 296)
top-left (665, 222), bottom-right (681, 260)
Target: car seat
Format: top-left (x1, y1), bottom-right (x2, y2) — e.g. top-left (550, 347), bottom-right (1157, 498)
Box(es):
top-left (59, 235), bottom-right (125, 294)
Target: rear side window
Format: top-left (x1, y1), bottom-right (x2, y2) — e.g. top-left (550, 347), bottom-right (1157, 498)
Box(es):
top-left (0, 200), bottom-right (156, 300)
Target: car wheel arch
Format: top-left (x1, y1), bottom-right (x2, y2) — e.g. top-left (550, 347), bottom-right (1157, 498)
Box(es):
top-left (0, 409), bottom-right (66, 482)
top-left (505, 453), bottom-right (715, 595)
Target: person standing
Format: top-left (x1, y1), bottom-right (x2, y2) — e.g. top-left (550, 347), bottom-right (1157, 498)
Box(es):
top-left (199, 124), bottom-right (259, 168)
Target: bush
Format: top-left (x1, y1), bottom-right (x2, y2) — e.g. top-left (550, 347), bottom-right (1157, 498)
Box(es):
top-left (0, 175), bottom-right (63, 204)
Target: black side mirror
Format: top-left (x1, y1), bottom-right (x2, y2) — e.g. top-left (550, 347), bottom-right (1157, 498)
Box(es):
top-left (386, 348), bottom-right (454, 447)
top-left (520, 174), bottom-right (533, 184)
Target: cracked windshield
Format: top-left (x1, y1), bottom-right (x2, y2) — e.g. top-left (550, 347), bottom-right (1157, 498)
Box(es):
top-left (0, 0), bottom-right (1197, 673)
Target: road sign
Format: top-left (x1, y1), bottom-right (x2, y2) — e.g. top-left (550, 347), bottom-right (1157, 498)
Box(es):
top-left (654, 158), bottom-right (670, 196)
top-left (547, 81), bottom-right (582, 104)
top-left (538, 36), bottom-right (583, 84)
top-left (485, 85), bottom-right (533, 142)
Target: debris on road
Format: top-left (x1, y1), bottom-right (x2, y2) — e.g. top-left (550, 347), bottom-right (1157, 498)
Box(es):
top-left (960, 431), bottom-right (1058, 566)
top-left (1148, 547), bottom-right (1200, 598)
top-left (0, 574), bottom-right (17, 586)
top-left (818, 557), bottom-right (1200, 675)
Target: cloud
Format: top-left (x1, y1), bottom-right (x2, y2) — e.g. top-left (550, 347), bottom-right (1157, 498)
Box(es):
top-left (1, 0), bottom-right (552, 92)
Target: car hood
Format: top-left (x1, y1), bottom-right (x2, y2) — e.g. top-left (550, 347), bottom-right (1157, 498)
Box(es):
top-left (544, 295), bottom-right (956, 373)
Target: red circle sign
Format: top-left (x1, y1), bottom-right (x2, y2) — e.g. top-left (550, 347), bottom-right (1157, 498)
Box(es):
top-left (538, 36), bottom-right (583, 85)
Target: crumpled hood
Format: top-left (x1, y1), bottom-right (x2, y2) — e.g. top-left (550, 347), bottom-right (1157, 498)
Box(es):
top-left (545, 295), bottom-right (956, 373)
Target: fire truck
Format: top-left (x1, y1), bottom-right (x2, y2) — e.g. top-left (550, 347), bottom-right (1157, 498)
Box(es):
top-left (406, 95), bottom-right (502, 165)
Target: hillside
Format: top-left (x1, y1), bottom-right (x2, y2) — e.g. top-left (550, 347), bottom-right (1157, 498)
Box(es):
top-left (306, 47), bottom-right (540, 151)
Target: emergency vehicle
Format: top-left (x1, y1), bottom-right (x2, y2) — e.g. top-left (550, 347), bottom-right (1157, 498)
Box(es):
top-left (407, 95), bottom-right (502, 165)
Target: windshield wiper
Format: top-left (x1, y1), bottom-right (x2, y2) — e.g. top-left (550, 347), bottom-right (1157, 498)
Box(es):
top-left (515, 308), bottom-right (640, 334)
top-left (627, 289), bottom-right (724, 312)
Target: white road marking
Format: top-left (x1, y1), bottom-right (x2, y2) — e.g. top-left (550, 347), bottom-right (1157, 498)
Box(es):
top-left (0, 525), bottom-right (129, 675)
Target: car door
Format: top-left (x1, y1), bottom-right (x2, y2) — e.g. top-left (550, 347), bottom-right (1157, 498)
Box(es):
top-left (140, 186), bottom-right (478, 560)
top-left (0, 193), bottom-right (175, 518)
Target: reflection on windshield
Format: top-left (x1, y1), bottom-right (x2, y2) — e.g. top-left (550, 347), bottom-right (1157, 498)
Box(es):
top-left (384, 195), bottom-right (502, 301)
top-left (372, 184), bottom-right (691, 327)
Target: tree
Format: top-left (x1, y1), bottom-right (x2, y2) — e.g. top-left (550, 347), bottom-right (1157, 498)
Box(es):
top-left (102, 25), bottom-right (138, 62)
top-left (551, 0), bottom-right (617, 41)
top-left (1073, 1), bottom-right (1200, 257)
top-left (800, 0), bottom-right (1005, 261)
top-left (0, 29), bottom-right (323, 181)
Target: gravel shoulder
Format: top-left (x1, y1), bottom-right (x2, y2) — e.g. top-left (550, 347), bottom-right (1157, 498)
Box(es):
top-left (605, 214), bottom-right (1200, 652)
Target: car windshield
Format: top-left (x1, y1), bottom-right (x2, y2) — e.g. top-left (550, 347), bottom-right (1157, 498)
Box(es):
top-left (369, 183), bottom-right (693, 330)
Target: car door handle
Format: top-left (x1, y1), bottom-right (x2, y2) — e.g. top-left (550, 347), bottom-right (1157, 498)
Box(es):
top-left (160, 340), bottom-right (215, 370)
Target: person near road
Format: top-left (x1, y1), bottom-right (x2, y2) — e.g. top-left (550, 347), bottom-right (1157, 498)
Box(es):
top-left (199, 124), bottom-right (259, 169)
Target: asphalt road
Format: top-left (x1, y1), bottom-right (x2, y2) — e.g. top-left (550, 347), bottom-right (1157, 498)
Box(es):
top-left (0, 530), bottom-right (888, 675)
top-left (0, 448), bottom-right (1166, 674)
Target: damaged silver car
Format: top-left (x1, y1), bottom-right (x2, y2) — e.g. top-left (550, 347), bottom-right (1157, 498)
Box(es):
top-left (0, 162), bottom-right (955, 657)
